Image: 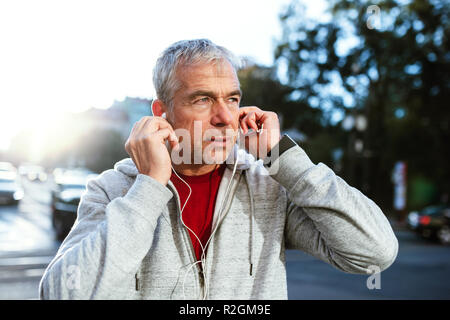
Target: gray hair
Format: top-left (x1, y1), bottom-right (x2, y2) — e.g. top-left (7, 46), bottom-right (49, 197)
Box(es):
top-left (152, 39), bottom-right (241, 107)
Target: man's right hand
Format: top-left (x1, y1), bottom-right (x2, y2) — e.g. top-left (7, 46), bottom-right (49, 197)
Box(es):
top-left (125, 116), bottom-right (179, 186)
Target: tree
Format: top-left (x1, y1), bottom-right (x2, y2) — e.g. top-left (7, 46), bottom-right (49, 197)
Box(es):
top-left (275, 0), bottom-right (450, 211)
top-left (238, 60), bottom-right (344, 168)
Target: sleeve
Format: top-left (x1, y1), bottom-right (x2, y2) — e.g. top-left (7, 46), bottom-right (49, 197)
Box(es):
top-left (38, 172), bottom-right (173, 299)
top-left (268, 145), bottom-right (398, 274)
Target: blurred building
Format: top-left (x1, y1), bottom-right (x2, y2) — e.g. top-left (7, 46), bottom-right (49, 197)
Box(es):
top-left (74, 96), bottom-right (152, 139)
top-left (6, 97), bottom-right (152, 168)
top-left (109, 97), bottom-right (152, 137)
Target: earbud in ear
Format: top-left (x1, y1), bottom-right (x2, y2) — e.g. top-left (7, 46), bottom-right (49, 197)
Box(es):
top-left (162, 112), bottom-right (167, 119)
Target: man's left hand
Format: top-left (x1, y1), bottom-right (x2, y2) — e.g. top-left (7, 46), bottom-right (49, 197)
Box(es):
top-left (239, 106), bottom-right (281, 160)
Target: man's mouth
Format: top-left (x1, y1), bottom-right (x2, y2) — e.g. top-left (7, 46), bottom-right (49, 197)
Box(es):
top-left (210, 136), bottom-right (228, 141)
top-left (205, 136), bottom-right (232, 146)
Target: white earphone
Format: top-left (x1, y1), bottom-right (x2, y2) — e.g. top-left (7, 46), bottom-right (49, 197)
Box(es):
top-left (162, 112), bottom-right (167, 119)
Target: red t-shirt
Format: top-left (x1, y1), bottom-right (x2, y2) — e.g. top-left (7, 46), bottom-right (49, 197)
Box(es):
top-left (170, 164), bottom-right (226, 261)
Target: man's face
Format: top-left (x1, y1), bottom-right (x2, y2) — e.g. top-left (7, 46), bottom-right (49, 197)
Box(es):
top-left (168, 60), bottom-right (241, 164)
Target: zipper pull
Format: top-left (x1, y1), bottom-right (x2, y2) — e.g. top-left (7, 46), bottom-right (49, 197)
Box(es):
top-left (135, 273), bottom-right (140, 291)
top-left (199, 272), bottom-right (206, 299)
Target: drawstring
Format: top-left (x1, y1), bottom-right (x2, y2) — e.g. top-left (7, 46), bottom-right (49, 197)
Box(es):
top-left (244, 171), bottom-right (255, 277)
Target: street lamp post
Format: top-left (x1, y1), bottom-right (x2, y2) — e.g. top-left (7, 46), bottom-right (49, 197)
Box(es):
top-left (343, 64), bottom-right (371, 194)
top-left (342, 113), bottom-right (355, 185)
top-left (342, 111), bottom-right (368, 190)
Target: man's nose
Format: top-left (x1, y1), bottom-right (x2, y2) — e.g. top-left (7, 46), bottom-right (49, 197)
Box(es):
top-left (210, 99), bottom-right (234, 127)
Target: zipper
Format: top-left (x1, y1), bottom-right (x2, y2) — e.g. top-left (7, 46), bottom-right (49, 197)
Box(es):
top-left (168, 170), bottom-right (242, 298)
top-left (202, 172), bottom-right (242, 292)
top-left (168, 181), bottom-right (204, 296)
top-left (174, 190), bottom-right (202, 270)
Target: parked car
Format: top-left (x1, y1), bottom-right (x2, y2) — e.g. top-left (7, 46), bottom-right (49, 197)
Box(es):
top-left (51, 169), bottom-right (97, 240)
top-left (407, 205), bottom-right (450, 245)
top-left (0, 161), bottom-right (17, 173)
top-left (18, 164), bottom-right (48, 182)
top-left (0, 171), bottom-right (24, 205)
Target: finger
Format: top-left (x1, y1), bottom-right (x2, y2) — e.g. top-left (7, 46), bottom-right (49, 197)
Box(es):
top-left (240, 116), bottom-right (249, 134)
top-left (246, 113), bottom-right (259, 132)
top-left (169, 137), bottom-right (180, 151)
top-left (242, 112), bottom-right (265, 130)
top-left (130, 117), bottom-right (156, 141)
top-left (239, 106), bottom-right (264, 120)
top-left (167, 129), bottom-right (179, 150)
top-left (127, 118), bottom-right (152, 152)
top-left (129, 117), bottom-right (147, 137)
top-left (153, 128), bottom-right (176, 144)
top-left (239, 106), bottom-right (261, 115)
top-left (241, 112), bottom-right (260, 134)
top-left (144, 117), bottom-right (176, 136)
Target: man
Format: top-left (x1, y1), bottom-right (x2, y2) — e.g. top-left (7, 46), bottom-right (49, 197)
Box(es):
top-left (39, 39), bottom-right (398, 300)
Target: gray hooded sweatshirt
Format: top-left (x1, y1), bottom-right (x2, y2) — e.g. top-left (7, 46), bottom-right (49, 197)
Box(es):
top-left (39, 144), bottom-right (398, 300)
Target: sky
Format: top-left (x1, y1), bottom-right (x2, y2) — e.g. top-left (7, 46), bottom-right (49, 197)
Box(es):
top-left (0, 0), bottom-right (328, 151)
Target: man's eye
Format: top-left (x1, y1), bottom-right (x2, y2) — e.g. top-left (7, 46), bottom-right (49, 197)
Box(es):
top-left (195, 97), bottom-right (210, 104)
top-left (228, 97), bottom-right (240, 103)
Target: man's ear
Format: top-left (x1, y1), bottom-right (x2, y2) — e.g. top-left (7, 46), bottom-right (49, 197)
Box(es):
top-left (151, 99), bottom-right (167, 117)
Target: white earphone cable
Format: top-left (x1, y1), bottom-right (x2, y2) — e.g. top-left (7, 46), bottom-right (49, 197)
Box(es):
top-left (200, 150), bottom-right (240, 299)
top-left (173, 147), bottom-right (240, 300)
top-left (171, 167), bottom-right (207, 300)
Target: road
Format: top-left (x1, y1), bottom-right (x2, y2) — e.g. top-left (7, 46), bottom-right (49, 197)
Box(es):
top-left (0, 178), bottom-right (60, 300)
top-left (1, 179), bottom-right (449, 300)
top-left (286, 230), bottom-right (450, 299)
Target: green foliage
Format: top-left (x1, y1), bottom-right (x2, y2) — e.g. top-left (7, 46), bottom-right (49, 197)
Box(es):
top-left (238, 62), bottom-right (324, 135)
top-left (237, 61), bottom-right (340, 169)
top-left (275, 0), bottom-right (449, 210)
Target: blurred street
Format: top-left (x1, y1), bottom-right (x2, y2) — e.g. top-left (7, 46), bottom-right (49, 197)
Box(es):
top-left (0, 178), bottom-right (60, 300)
top-left (286, 230), bottom-right (450, 299)
top-left (1, 179), bottom-right (449, 300)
